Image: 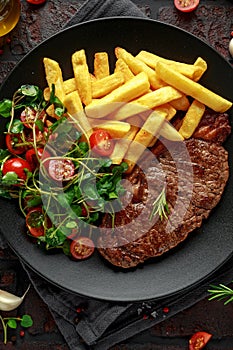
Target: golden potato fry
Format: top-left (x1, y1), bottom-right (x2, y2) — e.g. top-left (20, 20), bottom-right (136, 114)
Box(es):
top-left (94, 52), bottom-right (110, 79)
top-left (179, 99), bottom-right (205, 139)
top-left (169, 94), bottom-right (190, 111)
top-left (89, 119), bottom-right (131, 139)
top-left (43, 57), bottom-right (66, 103)
top-left (115, 47), bottom-right (165, 89)
top-left (43, 87), bottom-right (50, 101)
top-left (114, 58), bottom-right (135, 82)
top-left (110, 124), bottom-right (140, 164)
top-left (63, 91), bottom-right (92, 137)
top-left (193, 57), bottom-right (208, 81)
top-left (153, 103), bottom-right (177, 121)
top-left (91, 72), bottom-right (125, 98)
top-left (136, 50), bottom-right (205, 80)
top-left (113, 86), bottom-right (182, 121)
top-left (124, 111), bottom-right (165, 173)
top-left (156, 62), bottom-right (232, 112)
top-left (63, 78), bottom-right (77, 95)
top-left (85, 72), bottom-right (150, 118)
top-left (72, 49), bottom-right (92, 106)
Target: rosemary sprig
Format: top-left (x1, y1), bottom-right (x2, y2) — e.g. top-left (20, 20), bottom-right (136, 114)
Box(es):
top-left (208, 283), bottom-right (233, 305)
top-left (149, 186), bottom-right (169, 221)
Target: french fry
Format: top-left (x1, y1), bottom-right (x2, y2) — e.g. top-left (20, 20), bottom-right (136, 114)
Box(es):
top-left (72, 49), bottom-right (92, 106)
top-left (169, 94), bottom-right (190, 111)
top-left (85, 72), bottom-right (150, 118)
top-left (136, 50), bottom-right (206, 80)
top-left (43, 87), bottom-right (50, 101)
top-left (193, 57), bottom-right (208, 81)
top-left (156, 61), bottom-right (232, 113)
top-left (89, 119), bottom-right (131, 139)
top-left (124, 111), bottom-right (165, 173)
top-left (179, 99), bottom-right (205, 139)
top-left (43, 57), bottom-right (66, 103)
top-left (91, 72), bottom-right (125, 98)
top-left (113, 86), bottom-right (182, 121)
top-left (94, 52), bottom-right (110, 79)
top-left (115, 47), bottom-right (165, 89)
top-left (114, 58), bottom-right (135, 81)
top-left (152, 104), bottom-right (177, 121)
top-left (63, 91), bottom-right (92, 137)
top-left (63, 78), bottom-right (77, 95)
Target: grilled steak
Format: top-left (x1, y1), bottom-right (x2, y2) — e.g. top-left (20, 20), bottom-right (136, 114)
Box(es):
top-left (97, 110), bottom-right (231, 268)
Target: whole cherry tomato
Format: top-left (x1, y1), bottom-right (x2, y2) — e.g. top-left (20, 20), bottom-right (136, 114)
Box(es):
top-left (26, 207), bottom-right (45, 237)
top-left (25, 147), bottom-right (44, 170)
top-left (70, 237), bottom-right (95, 260)
top-left (5, 133), bottom-right (26, 155)
top-left (189, 331), bottom-right (212, 350)
top-left (48, 158), bottom-right (75, 182)
top-left (26, 0), bottom-right (47, 5)
top-left (89, 129), bottom-right (114, 156)
top-left (174, 0), bottom-right (200, 12)
top-left (2, 158), bottom-right (32, 180)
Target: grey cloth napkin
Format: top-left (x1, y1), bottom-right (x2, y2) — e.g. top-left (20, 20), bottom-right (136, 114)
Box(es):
top-left (1, 1), bottom-right (233, 350)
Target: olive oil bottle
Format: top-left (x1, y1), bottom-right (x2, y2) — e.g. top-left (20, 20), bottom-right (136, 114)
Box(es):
top-left (0, 0), bottom-right (20, 37)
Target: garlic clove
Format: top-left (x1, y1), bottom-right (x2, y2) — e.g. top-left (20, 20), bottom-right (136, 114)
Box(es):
top-left (0, 285), bottom-right (30, 311)
top-left (229, 38), bottom-right (233, 58)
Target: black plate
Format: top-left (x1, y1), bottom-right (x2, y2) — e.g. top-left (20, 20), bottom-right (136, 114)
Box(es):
top-left (0, 17), bottom-right (233, 302)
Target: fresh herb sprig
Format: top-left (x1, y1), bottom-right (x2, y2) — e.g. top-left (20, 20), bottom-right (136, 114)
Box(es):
top-left (208, 283), bottom-right (233, 305)
top-left (149, 186), bottom-right (169, 221)
top-left (0, 314), bottom-right (33, 344)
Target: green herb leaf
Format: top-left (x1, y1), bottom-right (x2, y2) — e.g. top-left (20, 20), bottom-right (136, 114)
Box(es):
top-left (149, 187), bottom-right (169, 221)
top-left (6, 119), bottom-right (24, 133)
top-left (35, 119), bottom-right (44, 132)
top-left (20, 85), bottom-right (39, 97)
top-left (0, 99), bottom-right (12, 118)
top-left (7, 319), bottom-right (17, 329)
top-left (0, 149), bottom-right (10, 163)
top-left (20, 315), bottom-right (33, 328)
top-left (1, 172), bottom-right (18, 185)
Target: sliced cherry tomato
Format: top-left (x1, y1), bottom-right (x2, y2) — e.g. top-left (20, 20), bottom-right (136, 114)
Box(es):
top-left (174, 0), bottom-right (200, 12)
top-left (26, 207), bottom-right (45, 237)
top-left (89, 129), bottom-right (114, 156)
top-left (5, 133), bottom-right (27, 155)
top-left (48, 158), bottom-right (75, 182)
top-left (2, 158), bottom-right (32, 180)
top-left (70, 237), bottom-right (95, 260)
top-left (26, 0), bottom-right (47, 5)
top-left (25, 147), bottom-right (44, 170)
top-left (189, 331), bottom-right (212, 350)
top-left (20, 107), bottom-right (46, 129)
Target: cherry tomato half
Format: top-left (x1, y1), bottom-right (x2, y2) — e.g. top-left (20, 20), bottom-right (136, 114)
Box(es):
top-left (5, 133), bottom-right (27, 155)
top-left (26, 0), bottom-right (47, 5)
top-left (2, 158), bottom-right (32, 180)
top-left (48, 158), bottom-right (75, 182)
top-left (20, 107), bottom-right (46, 129)
top-left (174, 0), bottom-right (200, 12)
top-left (25, 147), bottom-right (44, 170)
top-left (89, 129), bottom-right (114, 156)
top-left (70, 237), bottom-right (95, 260)
top-left (26, 207), bottom-right (45, 237)
top-left (189, 331), bottom-right (212, 350)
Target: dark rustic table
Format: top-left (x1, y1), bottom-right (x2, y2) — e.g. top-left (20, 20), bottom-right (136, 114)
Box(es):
top-left (0, 0), bottom-right (233, 349)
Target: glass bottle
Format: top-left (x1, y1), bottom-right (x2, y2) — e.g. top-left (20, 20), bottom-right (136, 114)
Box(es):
top-left (0, 0), bottom-right (21, 37)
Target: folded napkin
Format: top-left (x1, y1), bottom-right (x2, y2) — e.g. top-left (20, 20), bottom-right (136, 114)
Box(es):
top-left (1, 1), bottom-right (233, 350)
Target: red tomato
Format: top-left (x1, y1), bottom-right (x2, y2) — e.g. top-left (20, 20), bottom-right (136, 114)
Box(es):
top-left (26, 207), bottom-right (45, 237)
top-left (70, 237), bottom-right (95, 260)
top-left (48, 158), bottom-right (75, 182)
top-left (5, 133), bottom-right (26, 155)
top-left (25, 147), bottom-right (44, 170)
top-left (189, 331), bottom-right (212, 350)
top-left (26, 0), bottom-right (47, 4)
top-left (89, 129), bottom-right (114, 156)
top-left (2, 158), bottom-right (32, 180)
top-left (174, 0), bottom-right (199, 12)
top-left (20, 107), bottom-right (46, 128)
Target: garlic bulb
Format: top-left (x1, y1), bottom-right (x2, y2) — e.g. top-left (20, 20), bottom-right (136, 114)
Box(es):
top-left (229, 38), bottom-right (233, 58)
top-left (0, 285), bottom-right (30, 311)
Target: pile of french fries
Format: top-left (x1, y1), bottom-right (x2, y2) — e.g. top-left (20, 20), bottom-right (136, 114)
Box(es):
top-left (43, 47), bottom-right (232, 173)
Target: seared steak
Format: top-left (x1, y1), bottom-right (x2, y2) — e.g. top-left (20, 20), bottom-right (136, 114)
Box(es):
top-left (97, 111), bottom-right (231, 268)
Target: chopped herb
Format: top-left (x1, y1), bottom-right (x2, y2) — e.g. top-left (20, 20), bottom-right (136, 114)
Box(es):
top-left (149, 187), bottom-right (169, 221)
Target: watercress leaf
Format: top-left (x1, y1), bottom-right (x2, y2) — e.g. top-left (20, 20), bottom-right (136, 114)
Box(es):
top-left (79, 142), bottom-right (89, 154)
top-left (26, 195), bottom-right (42, 208)
top-left (55, 107), bottom-right (65, 117)
top-left (71, 204), bottom-right (82, 217)
top-left (0, 149), bottom-right (10, 163)
top-left (0, 99), bottom-right (12, 118)
top-left (6, 119), bottom-right (24, 133)
top-left (98, 157), bottom-right (112, 168)
top-left (20, 85), bottom-right (39, 97)
top-left (109, 192), bottom-right (118, 199)
top-left (35, 119), bottom-right (44, 132)
top-left (7, 319), bottom-right (17, 329)
top-left (65, 221), bottom-right (77, 229)
top-left (63, 240), bottom-right (71, 256)
top-left (120, 161), bottom-right (128, 172)
top-left (83, 183), bottom-right (99, 201)
top-left (1, 172), bottom-right (18, 185)
top-left (0, 188), bottom-right (12, 199)
top-left (44, 228), bottom-right (66, 248)
top-left (21, 314), bottom-right (33, 328)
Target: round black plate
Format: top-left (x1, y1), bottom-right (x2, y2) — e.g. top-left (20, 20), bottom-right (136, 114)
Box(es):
top-left (0, 17), bottom-right (232, 302)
